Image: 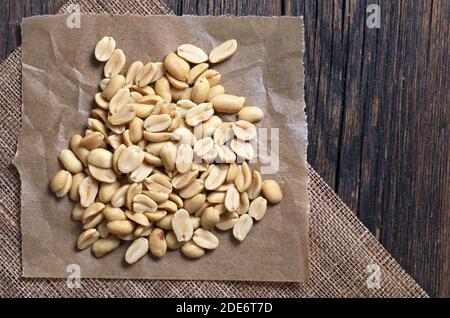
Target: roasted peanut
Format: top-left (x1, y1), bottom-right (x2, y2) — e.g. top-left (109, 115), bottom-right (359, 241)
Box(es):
top-left (149, 228), bottom-right (167, 257)
top-left (92, 235), bottom-right (121, 257)
top-left (181, 241), bottom-right (205, 259)
top-left (200, 206), bottom-right (220, 230)
top-left (172, 209), bottom-right (193, 242)
top-left (79, 176), bottom-right (98, 207)
top-left (125, 61), bottom-right (144, 86)
top-left (233, 214), bottom-right (253, 242)
top-left (185, 103), bottom-right (214, 126)
top-left (50, 170), bottom-right (72, 198)
top-left (193, 228), bottom-right (219, 249)
top-left (135, 62), bottom-right (156, 87)
top-left (95, 36), bottom-right (116, 62)
top-left (191, 77), bottom-right (210, 104)
top-left (166, 231), bottom-right (183, 250)
top-left (188, 63), bottom-right (209, 84)
top-left (248, 196), bottom-right (268, 221)
top-left (209, 39), bottom-right (237, 63)
top-left (118, 145), bottom-right (144, 173)
top-left (98, 181), bottom-right (121, 204)
top-left (164, 52), bottom-right (190, 82)
top-left (261, 180), bottom-right (283, 204)
top-left (216, 211), bottom-right (239, 231)
top-left (59, 149), bottom-right (83, 173)
top-left (107, 220), bottom-right (135, 236)
top-left (77, 229), bottom-right (100, 250)
top-left (125, 237), bottom-right (148, 264)
top-left (177, 44), bottom-right (208, 64)
top-left (238, 106), bottom-right (264, 123)
top-left (104, 49), bottom-right (126, 78)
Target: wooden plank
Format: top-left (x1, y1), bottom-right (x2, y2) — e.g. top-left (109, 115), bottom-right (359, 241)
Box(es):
top-left (0, 0), bottom-right (66, 60)
top-left (336, 0), bottom-right (374, 217)
top-left (173, 0), bottom-right (282, 16)
top-left (286, 0), bottom-right (449, 297)
top-left (430, 0), bottom-right (450, 298)
top-left (374, 0), bottom-right (449, 298)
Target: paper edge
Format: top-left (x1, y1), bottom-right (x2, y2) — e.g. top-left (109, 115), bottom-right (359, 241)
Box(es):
top-left (299, 16), bottom-right (311, 282)
top-left (21, 14), bottom-right (305, 23)
top-left (15, 21), bottom-right (26, 278)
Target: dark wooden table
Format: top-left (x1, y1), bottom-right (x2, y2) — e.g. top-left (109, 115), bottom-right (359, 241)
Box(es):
top-left (1, 0), bottom-right (448, 297)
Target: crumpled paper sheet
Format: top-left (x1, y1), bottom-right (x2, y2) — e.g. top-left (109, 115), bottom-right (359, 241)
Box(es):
top-left (17, 15), bottom-right (309, 282)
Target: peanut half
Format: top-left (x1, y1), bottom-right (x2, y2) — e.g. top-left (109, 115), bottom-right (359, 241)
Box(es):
top-left (233, 214), bottom-right (253, 242)
top-left (172, 209), bottom-right (193, 242)
top-left (125, 237), bottom-right (148, 264)
top-left (177, 44), bottom-right (208, 64)
top-left (50, 170), bottom-right (72, 198)
top-left (209, 39), bottom-right (237, 63)
top-left (261, 180), bottom-right (283, 204)
top-left (95, 36), bottom-right (116, 62)
top-left (193, 228), bottom-right (219, 249)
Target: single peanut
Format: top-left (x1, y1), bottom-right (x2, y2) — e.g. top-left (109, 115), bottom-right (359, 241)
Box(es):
top-left (149, 228), bottom-right (167, 257)
top-left (50, 170), bottom-right (72, 198)
top-left (94, 36), bottom-right (116, 62)
top-left (261, 180), bottom-right (283, 204)
top-left (92, 235), bottom-right (121, 257)
top-left (125, 237), bottom-right (148, 264)
top-left (209, 39), bottom-right (237, 63)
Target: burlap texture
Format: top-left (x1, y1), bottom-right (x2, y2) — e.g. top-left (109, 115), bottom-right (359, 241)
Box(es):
top-left (0, 0), bottom-right (428, 297)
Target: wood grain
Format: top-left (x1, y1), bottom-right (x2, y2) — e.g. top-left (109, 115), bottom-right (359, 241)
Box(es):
top-left (0, 0), bottom-right (66, 60)
top-left (1, 0), bottom-right (448, 297)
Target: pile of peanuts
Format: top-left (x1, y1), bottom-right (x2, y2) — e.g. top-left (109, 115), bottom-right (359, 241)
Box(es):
top-left (50, 37), bottom-right (283, 263)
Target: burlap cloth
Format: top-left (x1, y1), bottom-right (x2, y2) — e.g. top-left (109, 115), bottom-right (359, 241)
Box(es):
top-left (0, 0), bottom-right (428, 297)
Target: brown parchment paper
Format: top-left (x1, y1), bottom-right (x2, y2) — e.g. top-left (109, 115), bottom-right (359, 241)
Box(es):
top-left (17, 15), bottom-right (309, 282)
